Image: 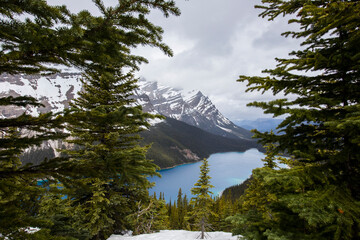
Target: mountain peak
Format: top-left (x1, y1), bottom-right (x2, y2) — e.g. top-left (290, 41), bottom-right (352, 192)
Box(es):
top-left (195, 90), bottom-right (203, 96)
top-left (0, 74), bottom-right (253, 140)
top-left (136, 79), bottom-right (252, 140)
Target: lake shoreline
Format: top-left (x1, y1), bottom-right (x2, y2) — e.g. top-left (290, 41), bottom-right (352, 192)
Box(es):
top-left (149, 149), bottom-right (265, 202)
top-left (158, 149), bottom-right (259, 171)
top-left (159, 160), bottom-right (199, 171)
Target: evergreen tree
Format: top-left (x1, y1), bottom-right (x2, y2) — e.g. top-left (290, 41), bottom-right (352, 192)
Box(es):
top-left (0, 0), bottom-right (72, 74)
top-left (0, 0), bottom-right (180, 238)
top-left (221, 177), bottom-right (253, 201)
top-left (169, 200), bottom-right (179, 229)
top-left (62, 68), bottom-right (159, 239)
top-left (189, 158), bottom-right (216, 239)
top-left (216, 195), bottom-right (235, 232)
top-left (126, 193), bottom-right (169, 235)
top-left (227, 168), bottom-right (278, 240)
top-left (0, 2), bottom-right (74, 237)
top-left (175, 188), bottom-right (187, 229)
top-left (52, 2), bottom-right (180, 239)
top-left (182, 194), bottom-right (191, 230)
top-left (150, 195), bottom-right (170, 232)
top-left (233, 1), bottom-right (360, 239)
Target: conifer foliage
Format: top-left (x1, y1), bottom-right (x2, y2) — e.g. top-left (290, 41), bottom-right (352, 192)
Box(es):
top-left (126, 193), bottom-right (169, 235)
top-left (167, 190), bottom-right (191, 230)
top-left (0, 1), bottom-right (73, 238)
top-left (59, 69), bottom-right (159, 239)
top-left (232, 1), bottom-right (360, 239)
top-left (0, 0), bottom-right (180, 239)
top-left (189, 158), bottom-right (215, 239)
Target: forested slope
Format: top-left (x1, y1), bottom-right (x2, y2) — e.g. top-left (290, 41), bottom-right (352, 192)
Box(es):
top-left (142, 117), bottom-right (260, 168)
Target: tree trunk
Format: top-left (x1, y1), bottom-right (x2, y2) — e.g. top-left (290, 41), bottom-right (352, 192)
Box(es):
top-left (200, 217), bottom-right (205, 239)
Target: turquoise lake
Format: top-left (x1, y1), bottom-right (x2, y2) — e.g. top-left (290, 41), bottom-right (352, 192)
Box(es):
top-left (148, 148), bottom-right (265, 202)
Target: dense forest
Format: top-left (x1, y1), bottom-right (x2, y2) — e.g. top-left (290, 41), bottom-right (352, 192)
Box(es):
top-left (130, 159), bottom-right (241, 237)
top-left (0, 0), bottom-right (359, 240)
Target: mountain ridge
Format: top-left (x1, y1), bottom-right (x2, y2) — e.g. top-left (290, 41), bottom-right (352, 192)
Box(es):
top-left (141, 117), bottom-right (259, 168)
top-left (136, 79), bottom-right (252, 140)
top-left (1, 73), bottom-right (258, 168)
top-left (1, 73), bottom-right (253, 140)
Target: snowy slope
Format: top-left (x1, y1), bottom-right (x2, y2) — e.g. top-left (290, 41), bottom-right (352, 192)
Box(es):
top-left (108, 230), bottom-right (241, 240)
top-left (0, 73), bottom-right (252, 139)
top-left (0, 72), bottom-right (82, 117)
top-left (136, 79), bottom-right (252, 140)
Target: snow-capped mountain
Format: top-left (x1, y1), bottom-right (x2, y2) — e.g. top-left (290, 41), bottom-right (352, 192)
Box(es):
top-left (0, 73), bottom-right (252, 140)
top-left (136, 79), bottom-right (252, 139)
top-left (0, 72), bottom-right (82, 118)
top-left (1, 72), bottom-right (259, 168)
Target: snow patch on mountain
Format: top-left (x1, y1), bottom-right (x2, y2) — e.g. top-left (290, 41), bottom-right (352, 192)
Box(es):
top-left (135, 79), bottom-right (252, 139)
top-left (1, 73), bottom-right (251, 139)
top-left (0, 73), bottom-right (82, 116)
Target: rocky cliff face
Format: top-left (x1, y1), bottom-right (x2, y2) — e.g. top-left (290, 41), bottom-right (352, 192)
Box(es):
top-left (0, 73), bottom-right (252, 140)
top-left (1, 72), bottom-right (257, 168)
top-left (135, 79), bottom-right (252, 139)
top-left (0, 72), bottom-right (82, 117)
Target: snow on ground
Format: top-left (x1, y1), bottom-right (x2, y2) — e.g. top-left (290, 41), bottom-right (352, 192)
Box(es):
top-left (107, 230), bottom-right (241, 240)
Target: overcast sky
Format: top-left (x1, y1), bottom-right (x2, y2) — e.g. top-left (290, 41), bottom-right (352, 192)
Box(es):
top-left (50, 0), bottom-right (301, 121)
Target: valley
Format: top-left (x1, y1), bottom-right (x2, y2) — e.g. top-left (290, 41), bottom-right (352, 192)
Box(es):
top-left (1, 73), bottom-right (260, 169)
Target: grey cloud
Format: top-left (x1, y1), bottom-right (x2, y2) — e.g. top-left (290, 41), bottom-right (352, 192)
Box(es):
top-left (252, 17), bottom-right (301, 50)
top-left (151, 0), bottom-right (262, 58)
top-left (49, 0), bottom-right (300, 121)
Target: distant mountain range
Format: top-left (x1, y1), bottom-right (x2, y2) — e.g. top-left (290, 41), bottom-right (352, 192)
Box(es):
top-left (0, 72), bottom-right (258, 168)
top-left (235, 118), bottom-right (284, 133)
